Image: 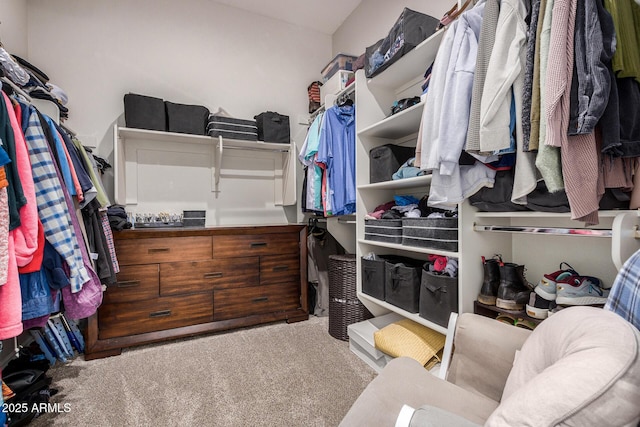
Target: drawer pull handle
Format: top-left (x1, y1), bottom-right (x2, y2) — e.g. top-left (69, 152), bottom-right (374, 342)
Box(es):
top-left (116, 280), bottom-right (140, 288)
top-left (149, 310), bottom-right (172, 318)
top-left (148, 248), bottom-right (170, 254)
top-left (250, 242), bottom-right (267, 248)
top-left (272, 265), bottom-right (289, 272)
top-left (204, 272), bottom-right (224, 279)
top-left (252, 297), bottom-right (269, 303)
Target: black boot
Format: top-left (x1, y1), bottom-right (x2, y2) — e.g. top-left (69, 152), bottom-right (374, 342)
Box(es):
top-left (478, 258), bottom-right (501, 305)
top-left (496, 263), bottom-right (531, 310)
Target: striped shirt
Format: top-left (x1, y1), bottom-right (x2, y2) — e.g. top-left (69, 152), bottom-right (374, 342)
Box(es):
top-left (605, 250), bottom-right (640, 331)
top-left (24, 106), bottom-right (90, 292)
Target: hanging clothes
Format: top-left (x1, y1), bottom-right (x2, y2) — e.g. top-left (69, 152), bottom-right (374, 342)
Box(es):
top-left (307, 226), bottom-right (342, 317)
top-left (316, 103), bottom-right (356, 216)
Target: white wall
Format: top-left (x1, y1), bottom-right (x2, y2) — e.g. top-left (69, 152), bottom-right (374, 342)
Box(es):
top-left (332, 0), bottom-right (451, 57)
top-left (0, 0), bottom-right (28, 57)
top-left (24, 0), bottom-right (331, 224)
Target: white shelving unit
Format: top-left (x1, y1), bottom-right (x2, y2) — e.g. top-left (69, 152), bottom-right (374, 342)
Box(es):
top-left (113, 125), bottom-right (296, 208)
top-left (354, 29), bottom-right (453, 335)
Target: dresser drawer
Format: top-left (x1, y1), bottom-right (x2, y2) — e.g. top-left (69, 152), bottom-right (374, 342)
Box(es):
top-left (103, 264), bottom-right (159, 304)
top-left (260, 254), bottom-right (300, 285)
top-left (98, 293), bottom-right (213, 339)
top-left (160, 257), bottom-right (259, 295)
top-left (213, 282), bottom-right (300, 321)
top-left (212, 233), bottom-right (299, 257)
top-left (115, 236), bottom-right (212, 265)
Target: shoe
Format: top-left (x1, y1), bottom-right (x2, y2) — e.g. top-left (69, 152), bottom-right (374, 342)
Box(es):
top-left (525, 292), bottom-right (553, 319)
top-left (496, 263), bottom-right (531, 310)
top-left (478, 256), bottom-right (502, 306)
top-left (534, 262), bottom-right (578, 300)
top-left (555, 275), bottom-right (609, 306)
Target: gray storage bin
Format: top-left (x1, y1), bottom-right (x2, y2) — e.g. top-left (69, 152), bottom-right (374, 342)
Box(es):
top-left (401, 217), bottom-right (458, 252)
top-left (384, 256), bottom-right (423, 313)
top-left (369, 144), bottom-right (415, 183)
top-left (419, 266), bottom-right (458, 327)
top-left (207, 115), bottom-right (258, 141)
top-left (364, 219), bottom-right (403, 244)
top-left (183, 210), bottom-right (205, 227)
top-left (165, 102), bottom-right (210, 135)
top-left (124, 93), bottom-right (166, 131)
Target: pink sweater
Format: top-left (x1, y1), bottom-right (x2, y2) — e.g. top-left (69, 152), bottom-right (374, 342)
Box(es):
top-left (3, 92), bottom-right (39, 267)
top-left (0, 191), bottom-right (23, 340)
top-left (545, 0), bottom-right (601, 224)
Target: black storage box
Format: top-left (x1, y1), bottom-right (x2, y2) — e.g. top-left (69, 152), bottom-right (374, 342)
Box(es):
top-left (384, 256), bottom-right (423, 313)
top-left (365, 8), bottom-right (440, 78)
top-left (419, 266), bottom-right (458, 327)
top-left (254, 111), bottom-right (290, 143)
top-left (124, 93), bottom-right (167, 131)
top-left (361, 255), bottom-right (407, 300)
top-left (165, 102), bottom-right (209, 135)
top-left (182, 210), bottom-right (205, 227)
top-left (370, 144), bottom-right (415, 183)
top-left (402, 217), bottom-right (458, 252)
top-left (364, 218), bottom-right (403, 244)
top-left (207, 115), bottom-right (258, 141)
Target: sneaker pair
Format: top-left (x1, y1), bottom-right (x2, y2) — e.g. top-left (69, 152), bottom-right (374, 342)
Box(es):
top-left (526, 263), bottom-right (609, 320)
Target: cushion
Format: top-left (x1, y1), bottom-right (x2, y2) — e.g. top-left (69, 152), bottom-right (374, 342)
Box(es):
top-left (374, 319), bottom-right (445, 369)
top-left (486, 306), bottom-right (640, 426)
top-left (339, 357), bottom-right (499, 427)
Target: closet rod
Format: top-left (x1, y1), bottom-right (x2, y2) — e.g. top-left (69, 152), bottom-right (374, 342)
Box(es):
top-left (473, 224), bottom-right (612, 238)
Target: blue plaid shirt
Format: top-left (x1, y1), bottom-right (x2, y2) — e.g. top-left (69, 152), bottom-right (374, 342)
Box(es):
top-left (605, 249), bottom-right (640, 331)
top-left (24, 106), bottom-right (90, 293)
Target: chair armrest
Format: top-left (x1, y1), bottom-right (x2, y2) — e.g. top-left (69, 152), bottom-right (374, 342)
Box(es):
top-left (396, 404), bottom-right (483, 427)
top-left (446, 313), bottom-right (531, 402)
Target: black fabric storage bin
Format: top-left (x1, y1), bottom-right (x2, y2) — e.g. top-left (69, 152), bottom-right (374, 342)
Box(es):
top-left (165, 102), bottom-right (209, 135)
top-left (402, 217), bottom-right (458, 252)
top-left (384, 256), bottom-right (423, 313)
top-left (254, 111), bottom-right (290, 143)
top-left (124, 93), bottom-right (166, 131)
top-left (361, 256), bottom-right (385, 300)
top-left (419, 267), bottom-right (458, 328)
top-left (364, 218), bottom-right (403, 244)
top-left (365, 8), bottom-right (440, 78)
top-left (207, 115), bottom-right (258, 140)
top-left (370, 144), bottom-right (415, 183)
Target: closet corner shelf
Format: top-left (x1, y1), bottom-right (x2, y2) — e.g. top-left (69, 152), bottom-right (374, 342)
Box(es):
top-left (357, 292), bottom-right (448, 335)
top-left (357, 175), bottom-right (432, 191)
top-left (357, 239), bottom-right (458, 258)
top-left (117, 127), bottom-right (291, 152)
top-left (367, 29), bottom-right (445, 90)
top-left (357, 101), bottom-right (423, 139)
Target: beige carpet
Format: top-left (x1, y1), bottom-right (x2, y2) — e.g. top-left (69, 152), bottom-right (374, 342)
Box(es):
top-left (30, 316), bottom-right (375, 427)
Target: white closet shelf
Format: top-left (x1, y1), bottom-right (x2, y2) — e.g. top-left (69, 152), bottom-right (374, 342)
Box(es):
top-left (367, 29), bottom-right (445, 90)
top-left (358, 239), bottom-right (458, 258)
top-left (357, 292), bottom-right (449, 335)
top-left (357, 101), bottom-right (423, 139)
top-left (118, 127), bottom-right (291, 152)
top-left (357, 175), bottom-right (432, 191)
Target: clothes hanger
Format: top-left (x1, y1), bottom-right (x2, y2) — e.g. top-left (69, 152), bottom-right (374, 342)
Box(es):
top-left (437, 0), bottom-right (474, 29)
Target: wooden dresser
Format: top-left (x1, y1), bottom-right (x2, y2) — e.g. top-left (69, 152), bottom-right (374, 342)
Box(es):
top-left (84, 225), bottom-right (308, 360)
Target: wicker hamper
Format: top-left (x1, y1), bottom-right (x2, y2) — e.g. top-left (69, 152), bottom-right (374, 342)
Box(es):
top-left (328, 254), bottom-right (373, 341)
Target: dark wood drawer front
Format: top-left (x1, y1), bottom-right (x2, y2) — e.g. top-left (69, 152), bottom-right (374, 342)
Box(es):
top-left (103, 264), bottom-right (159, 304)
top-left (160, 257), bottom-right (259, 295)
top-left (212, 233), bottom-right (299, 257)
top-left (214, 282), bottom-right (300, 321)
top-left (115, 236), bottom-right (212, 265)
top-left (260, 254), bottom-right (300, 285)
top-left (98, 293), bottom-right (213, 339)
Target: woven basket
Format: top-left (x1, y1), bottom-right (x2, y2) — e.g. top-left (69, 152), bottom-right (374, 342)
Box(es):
top-left (328, 254), bottom-right (373, 341)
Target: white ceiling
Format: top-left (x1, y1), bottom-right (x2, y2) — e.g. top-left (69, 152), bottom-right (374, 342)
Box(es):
top-left (211, 0), bottom-right (363, 35)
